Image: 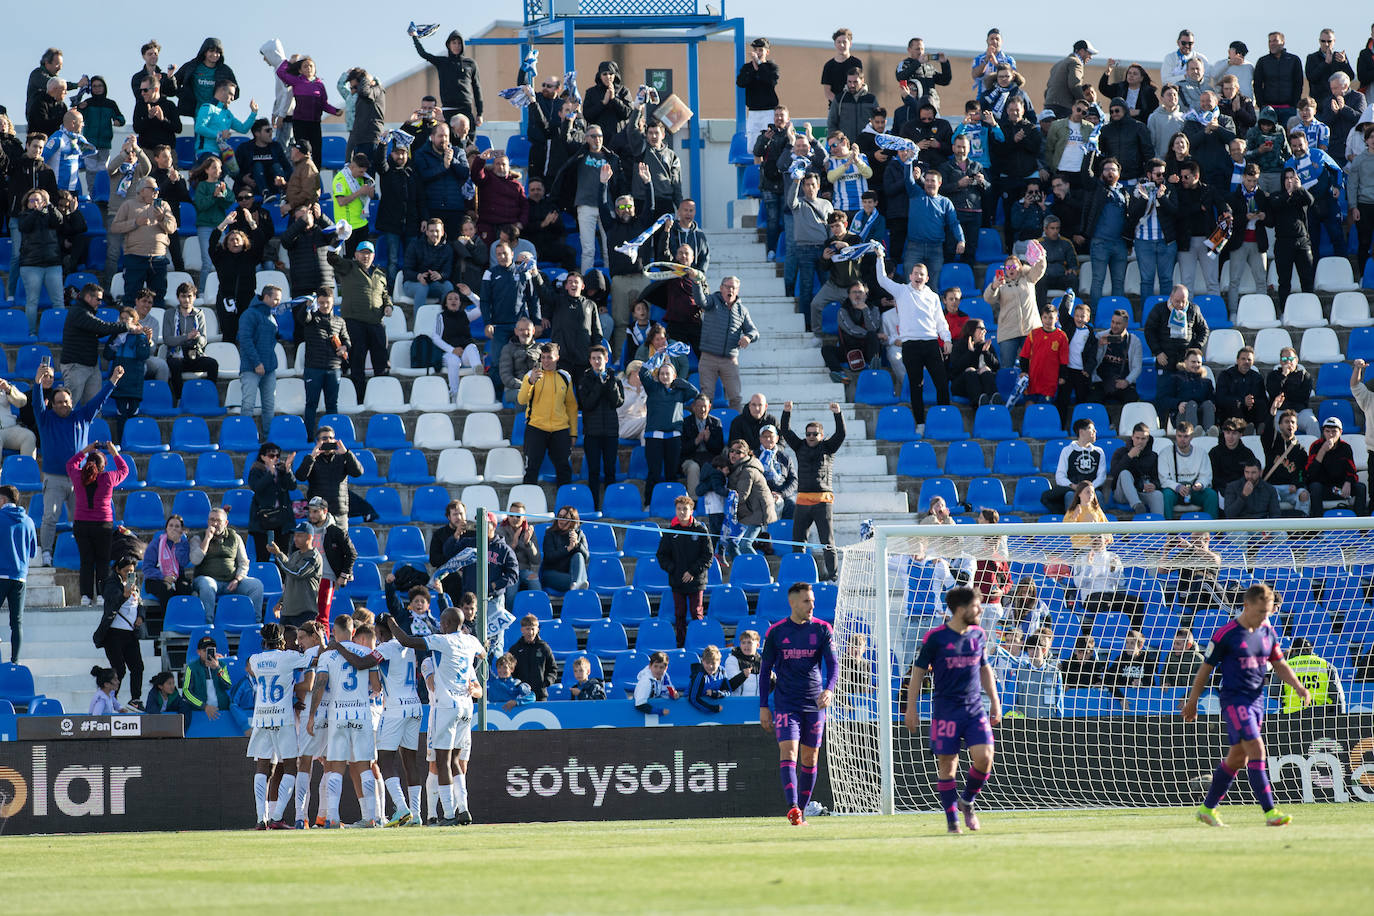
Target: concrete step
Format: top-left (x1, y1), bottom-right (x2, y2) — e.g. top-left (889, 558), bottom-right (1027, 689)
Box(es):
top-left (824, 491), bottom-right (909, 513)
top-left (25, 585), bottom-right (67, 607)
top-left (834, 474), bottom-right (903, 491)
top-left (831, 455), bottom-right (889, 475)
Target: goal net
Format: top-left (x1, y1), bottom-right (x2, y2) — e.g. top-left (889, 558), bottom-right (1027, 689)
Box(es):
top-left (827, 518), bottom-right (1374, 814)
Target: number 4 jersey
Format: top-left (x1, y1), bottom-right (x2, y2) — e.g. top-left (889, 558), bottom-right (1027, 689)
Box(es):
top-left (248, 649), bottom-right (311, 728)
top-left (377, 640), bottom-right (422, 718)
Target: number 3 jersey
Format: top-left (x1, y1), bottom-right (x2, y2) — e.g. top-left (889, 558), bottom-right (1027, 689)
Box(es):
top-left (319, 641), bottom-right (383, 725)
top-left (377, 639), bottom-right (422, 718)
top-left (248, 649), bottom-right (311, 728)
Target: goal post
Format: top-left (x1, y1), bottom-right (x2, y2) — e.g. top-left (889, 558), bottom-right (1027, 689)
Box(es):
top-left (828, 517), bottom-right (1374, 815)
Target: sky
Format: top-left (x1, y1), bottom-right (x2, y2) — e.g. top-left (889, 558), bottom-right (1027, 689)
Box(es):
top-left (5, 3), bottom-right (1371, 124)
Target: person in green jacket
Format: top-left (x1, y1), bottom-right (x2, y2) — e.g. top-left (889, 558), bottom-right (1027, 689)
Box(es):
top-left (189, 155), bottom-right (234, 286)
top-left (1281, 637), bottom-right (1346, 713)
top-left (327, 241), bottom-right (393, 399)
top-left (183, 634), bottom-right (232, 719)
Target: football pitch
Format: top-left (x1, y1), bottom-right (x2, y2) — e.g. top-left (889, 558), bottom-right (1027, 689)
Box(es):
top-left (5, 806), bottom-right (1372, 914)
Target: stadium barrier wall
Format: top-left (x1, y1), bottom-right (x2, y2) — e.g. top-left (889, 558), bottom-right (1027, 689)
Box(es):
top-left (0, 724), bottom-right (807, 834)
top-left (829, 710), bottom-right (1374, 812)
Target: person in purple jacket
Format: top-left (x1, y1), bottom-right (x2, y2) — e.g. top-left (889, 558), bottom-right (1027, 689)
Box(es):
top-left (759, 582), bottom-right (838, 826)
top-left (275, 55), bottom-right (341, 168)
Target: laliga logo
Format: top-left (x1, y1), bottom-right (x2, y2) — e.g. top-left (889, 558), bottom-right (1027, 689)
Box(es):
top-left (1269, 736), bottom-right (1374, 803)
top-left (59, 718), bottom-right (73, 735)
top-left (0, 746), bottom-right (143, 819)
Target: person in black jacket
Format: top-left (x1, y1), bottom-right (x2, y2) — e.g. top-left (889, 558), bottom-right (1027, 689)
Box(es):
top-left (656, 494), bottom-right (714, 647)
top-left (680, 395), bottom-right (725, 498)
top-left (373, 144), bottom-right (420, 274)
top-left (1269, 167), bottom-right (1316, 301)
top-left (1057, 299), bottom-right (1099, 427)
top-left (173, 38), bottom-right (237, 120)
top-left (246, 442), bottom-right (297, 560)
top-left (780, 402), bottom-right (845, 581)
top-left (547, 270), bottom-right (604, 382)
top-left (208, 223), bottom-right (258, 343)
top-left (428, 500), bottom-right (468, 594)
top-left (1109, 424), bottom-right (1164, 514)
top-left (410, 28), bottom-right (482, 125)
top-left (1225, 166), bottom-right (1269, 313)
top-left (61, 283), bottom-right (126, 406)
top-left (729, 393), bottom-right (779, 454)
top-left (1253, 33), bottom-right (1305, 122)
top-left (1214, 346), bottom-right (1268, 432)
top-left (280, 204), bottom-right (336, 301)
top-left (578, 345), bottom-right (624, 508)
top-left (298, 288), bottom-right (350, 437)
top-left (1144, 285), bottom-right (1210, 372)
top-left (584, 62), bottom-right (634, 153)
top-left (520, 73), bottom-right (568, 182)
top-left (1173, 161), bottom-right (1231, 297)
top-left (296, 426), bottom-right (364, 523)
top-left (949, 318), bottom-right (1001, 405)
top-left (539, 507), bottom-right (589, 592)
top-left (509, 614), bottom-right (557, 701)
top-left (132, 75), bottom-right (180, 151)
top-left (736, 38), bottom-right (780, 144)
top-left (990, 98), bottom-right (1042, 241)
top-left (1180, 93), bottom-right (1237, 191)
top-left (1099, 98), bottom-right (1154, 183)
top-left (1098, 62), bottom-right (1158, 123)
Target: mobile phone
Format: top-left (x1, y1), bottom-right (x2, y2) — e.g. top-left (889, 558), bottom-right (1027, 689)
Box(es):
top-left (321, 441), bottom-right (338, 452)
top-left (126, 571), bottom-right (137, 589)
top-left (994, 269), bottom-right (1005, 284)
top-left (40, 355), bottom-right (51, 369)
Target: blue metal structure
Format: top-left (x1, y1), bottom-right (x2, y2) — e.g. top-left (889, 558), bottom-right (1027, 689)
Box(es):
top-left (465, 0), bottom-right (745, 205)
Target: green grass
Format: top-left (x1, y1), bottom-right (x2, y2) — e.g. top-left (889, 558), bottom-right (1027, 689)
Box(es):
top-left (5, 806), bottom-right (1374, 914)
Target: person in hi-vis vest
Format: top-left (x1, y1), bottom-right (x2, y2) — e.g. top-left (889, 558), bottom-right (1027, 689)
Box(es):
top-left (1280, 637), bottom-right (1346, 713)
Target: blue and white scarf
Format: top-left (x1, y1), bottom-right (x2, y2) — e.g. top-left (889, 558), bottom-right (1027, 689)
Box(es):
top-left (520, 49), bottom-right (539, 80)
top-left (431, 546), bottom-right (478, 583)
top-left (721, 491), bottom-right (746, 545)
top-left (831, 240), bottom-right (884, 263)
top-left (643, 341), bottom-right (693, 374)
top-left (874, 133), bottom-right (918, 155)
top-left (564, 72), bottom-right (581, 105)
top-left (409, 21), bottom-right (441, 38)
top-left (115, 161), bottom-right (138, 198)
top-left (759, 449), bottom-right (784, 486)
top-left (613, 212), bottom-right (672, 258)
top-left (499, 86), bottom-right (534, 110)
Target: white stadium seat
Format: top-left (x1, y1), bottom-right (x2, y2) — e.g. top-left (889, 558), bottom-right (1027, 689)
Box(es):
top-left (1314, 256), bottom-right (1358, 292)
top-left (408, 376), bottom-right (452, 411)
top-left (382, 305), bottom-right (413, 341)
top-left (482, 447), bottom-right (526, 484)
top-left (460, 485), bottom-right (501, 512)
top-left (389, 340), bottom-right (427, 378)
top-left (436, 448), bottom-right (483, 485)
top-left (1204, 328), bottom-right (1246, 366)
top-left (335, 378), bottom-right (364, 415)
top-left (1118, 401), bottom-right (1162, 437)
top-left (457, 375), bottom-right (500, 412)
top-left (1251, 328), bottom-right (1293, 364)
top-left (461, 413), bottom-right (509, 448)
top-left (1330, 292), bottom-right (1374, 328)
top-left (1235, 294), bottom-right (1280, 329)
top-left (205, 341), bottom-right (240, 376)
top-left (1281, 293), bottom-right (1325, 329)
top-left (506, 484), bottom-right (548, 516)
top-left (361, 376), bottom-right (406, 412)
top-left (413, 413), bottom-right (460, 449)
top-left (1298, 327), bottom-right (1342, 364)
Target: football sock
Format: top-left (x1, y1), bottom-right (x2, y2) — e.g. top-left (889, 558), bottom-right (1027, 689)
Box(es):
top-left (408, 785), bottom-right (422, 821)
top-left (295, 771), bottom-right (311, 822)
top-left (1203, 761), bottom-right (1238, 809)
top-left (360, 772), bottom-right (377, 821)
top-left (779, 760), bottom-right (798, 809)
top-left (962, 767), bottom-right (990, 804)
top-left (440, 783), bottom-right (457, 819)
top-left (455, 773), bottom-right (469, 812)
top-left (937, 780), bottom-right (959, 829)
top-left (373, 765), bottom-right (384, 817)
top-left (326, 772), bottom-right (344, 823)
top-left (271, 774), bottom-right (295, 821)
top-left (385, 777), bottom-right (408, 814)
top-left (254, 773), bottom-right (269, 823)
top-left (797, 764), bottom-right (817, 812)
top-left (1247, 760), bottom-right (1275, 811)
top-left (426, 773), bottom-right (440, 820)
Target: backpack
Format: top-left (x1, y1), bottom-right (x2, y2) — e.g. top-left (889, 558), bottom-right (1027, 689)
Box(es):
top-left (410, 335), bottom-right (445, 373)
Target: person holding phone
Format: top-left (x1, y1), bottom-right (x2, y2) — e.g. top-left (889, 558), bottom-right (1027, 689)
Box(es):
top-left (95, 554), bottom-right (145, 709)
top-left (296, 426), bottom-right (364, 527)
top-left (247, 442), bottom-right (297, 561)
top-left (182, 633), bottom-right (232, 720)
top-left (67, 441), bottom-right (129, 607)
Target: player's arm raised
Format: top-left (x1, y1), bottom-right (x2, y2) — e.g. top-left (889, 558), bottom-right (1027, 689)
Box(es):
top-left (306, 670), bottom-right (329, 735)
top-left (903, 665), bottom-right (927, 733)
top-left (1269, 655), bottom-right (1312, 707)
top-left (328, 639), bottom-right (382, 670)
top-left (979, 664), bottom-right (1002, 726)
top-left (381, 614), bottom-right (429, 651)
top-left (1180, 661), bottom-right (1215, 722)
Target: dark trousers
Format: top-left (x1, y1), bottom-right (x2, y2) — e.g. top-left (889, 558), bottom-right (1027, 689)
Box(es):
top-left (112, 396), bottom-right (142, 446)
top-left (672, 590), bottom-right (704, 647)
top-left (901, 339), bottom-right (948, 424)
top-left (583, 434), bottom-right (619, 507)
top-left (1056, 368), bottom-right (1093, 426)
top-left (1274, 240), bottom-right (1315, 302)
top-left (1311, 481), bottom-right (1368, 517)
top-left (303, 367), bottom-right (340, 437)
top-left (0, 578), bottom-right (25, 662)
top-left (955, 211), bottom-right (980, 264)
top-left (122, 254), bottom-right (169, 308)
top-left (1354, 203), bottom-right (1374, 269)
top-left (952, 368), bottom-right (998, 402)
top-left (74, 520), bottom-right (113, 601)
top-left (644, 436), bottom-right (682, 501)
top-left (1216, 400), bottom-right (1271, 434)
top-left (251, 527), bottom-right (292, 561)
top-left (104, 628), bottom-right (144, 701)
top-left (886, 219), bottom-right (908, 277)
top-left (665, 318), bottom-right (701, 355)
top-left (345, 319), bottom-right (388, 399)
top-left (793, 502), bottom-right (836, 580)
top-left (295, 120), bottom-right (323, 169)
top-left (523, 426), bottom-right (571, 485)
top-left (167, 354), bottom-right (219, 400)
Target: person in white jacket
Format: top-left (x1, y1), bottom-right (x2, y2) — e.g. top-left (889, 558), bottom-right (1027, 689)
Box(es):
top-left (1158, 420), bottom-right (1219, 517)
top-left (874, 250), bottom-right (949, 433)
top-left (260, 39), bottom-right (295, 148)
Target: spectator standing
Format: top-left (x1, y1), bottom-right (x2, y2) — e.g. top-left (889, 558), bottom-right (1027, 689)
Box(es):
top-left (15, 188), bottom-right (65, 336)
top-left (1147, 86), bottom-right (1186, 158)
top-left (103, 307), bottom-right (152, 443)
top-left (519, 342), bottom-right (579, 486)
top-left (471, 151), bottom-right (529, 245)
top-left (895, 152), bottom-right (962, 279)
top-left (247, 443), bottom-right (297, 561)
top-left (34, 364), bottom-right (117, 565)
top-left (827, 71), bottom-right (877, 151)
top-left (343, 68), bottom-right (386, 167)
top-left (1175, 161), bottom-right (1230, 301)
top-left (67, 442), bottom-right (128, 606)
top-left (1125, 159), bottom-right (1179, 300)
top-left (875, 251), bottom-right (949, 433)
top-left (1081, 159), bottom-right (1130, 301)
top-left (1100, 61), bottom-right (1158, 123)
top-left (190, 507), bottom-right (265, 624)
top-left (297, 427), bottom-right (363, 524)
top-left (0, 485), bottom-right (38, 662)
top-left (539, 507), bottom-right (589, 593)
top-left (1246, 109), bottom-right (1292, 194)
top-left (266, 524), bottom-right (322, 629)
top-left (1268, 167), bottom-right (1316, 301)
top-left (297, 288), bottom-right (349, 437)
top-left (274, 56), bottom-right (339, 168)
top-left (130, 40), bottom-right (175, 106)
top-left (1226, 165), bottom-right (1270, 313)
top-left (207, 220), bottom-right (258, 344)
top-left (1254, 33), bottom-right (1306, 122)
top-left (893, 38), bottom-right (952, 126)
top-left (62, 284), bottom-right (124, 408)
top-left (410, 28), bottom-right (482, 124)
top-left (281, 141), bottom-right (320, 216)
top-left (552, 130), bottom-right (622, 276)
top-left (1017, 304), bottom-right (1069, 408)
top-left (237, 286), bottom-right (281, 436)
top-left (1110, 423), bottom-right (1165, 514)
top-left (784, 170), bottom-right (834, 319)
top-left (1282, 638), bottom-right (1347, 713)
top-left (657, 494), bottom-right (713, 647)
top-left (624, 113), bottom-right (683, 221)
top-left (578, 345), bottom-right (624, 508)
top-left (939, 135), bottom-right (988, 265)
top-left (1144, 284), bottom-right (1209, 373)
top-left (110, 178), bottom-right (176, 309)
top-left (372, 144), bottom-right (419, 273)
top-left (821, 29), bottom-right (863, 107)
top-left (1182, 93), bottom-right (1238, 192)
top-left (328, 242), bottom-right (392, 399)
top-left (142, 515), bottom-right (192, 622)
top-left (97, 556), bottom-right (145, 708)
top-left (982, 252), bottom-right (1046, 368)
top-left (724, 440), bottom-right (777, 558)
top-left (480, 244), bottom-right (544, 380)
top-left (192, 79), bottom-right (258, 159)
top-left (299, 498), bottom-right (355, 624)
top-left (583, 62), bottom-right (633, 146)
top-left (728, 394), bottom-right (779, 454)
top-left (547, 271), bottom-right (604, 383)
top-left (1306, 30), bottom-right (1356, 105)
top-left (698, 277), bottom-right (758, 410)
top-left (599, 188), bottom-right (656, 353)
top-left (413, 123), bottom-right (471, 231)
top-left (1160, 421), bottom-right (1218, 517)
top-left (1045, 40), bottom-right (1098, 118)
top-left (509, 615), bottom-right (557, 701)
top-left (499, 318), bottom-right (541, 400)
top-left (132, 76), bottom-right (180, 154)
top-left (781, 402), bottom-right (845, 582)
top-left (639, 349), bottom-right (700, 498)
top-left (1307, 417), bottom-right (1367, 516)
top-left (736, 38), bottom-right (780, 143)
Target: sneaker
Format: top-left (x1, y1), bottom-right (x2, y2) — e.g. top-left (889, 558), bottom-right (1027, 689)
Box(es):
top-left (255, 821), bottom-right (268, 831)
top-left (828, 370), bottom-right (848, 383)
top-left (345, 818), bottom-right (379, 829)
top-left (295, 820), bottom-right (307, 830)
top-left (1132, 502), bottom-right (1147, 514)
top-left (80, 596), bottom-right (92, 607)
top-left (957, 799), bottom-right (981, 832)
top-left (127, 699), bottom-right (145, 711)
top-left (385, 810), bottom-right (412, 828)
top-left (946, 823), bottom-right (963, 835)
top-left (434, 816), bottom-right (460, 827)
top-left (321, 820), bottom-right (342, 829)
top-left (1264, 808), bottom-right (1292, 826)
top-left (786, 805), bottom-right (804, 826)
top-left (978, 394), bottom-right (990, 406)
top-left (267, 819), bottom-right (292, 830)
top-left (40, 551), bottom-right (52, 568)
top-left (1196, 805), bottom-right (1225, 827)
top-left (766, 250), bottom-right (775, 261)
top-left (315, 815), bottom-right (327, 828)
top-left (990, 393), bottom-right (1005, 405)
top-left (457, 810), bottom-right (473, 826)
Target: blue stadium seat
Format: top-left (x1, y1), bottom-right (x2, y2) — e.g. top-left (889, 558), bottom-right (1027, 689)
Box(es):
top-left (1021, 404), bottom-right (1065, 438)
top-left (194, 452), bottom-right (242, 488)
top-left (121, 417), bottom-right (169, 453)
top-left (582, 522), bottom-right (621, 557)
top-left (820, 302), bottom-right (840, 335)
top-left (684, 618), bottom-right (726, 655)
top-left (146, 453), bottom-right (190, 488)
top-left (917, 478), bottom-right (960, 513)
top-left (1, 456), bottom-right (41, 493)
top-left (706, 584), bottom-right (749, 625)
top-left (1194, 294), bottom-right (1229, 329)
top-left (161, 595), bottom-right (204, 635)
top-left (555, 483), bottom-right (601, 519)
top-left (236, 626), bottom-right (265, 660)
top-left (777, 553), bottom-right (818, 586)
top-left (386, 525), bottom-right (429, 564)
top-left (586, 620), bottom-right (628, 658)
top-left (214, 594), bottom-right (259, 632)
top-left (349, 526), bottom-right (385, 563)
top-left (609, 649), bottom-right (650, 696)
top-left (53, 531), bottom-right (80, 569)
top-left (27, 696), bottom-right (64, 716)
top-left (353, 449), bottom-right (385, 485)
top-left (588, 556), bottom-right (629, 595)
top-left (0, 663), bottom-right (38, 708)
top-left (121, 491), bottom-right (166, 529)
top-left (875, 406), bottom-right (920, 442)
top-left (171, 489), bottom-right (212, 522)
top-left (321, 135), bottom-right (347, 170)
top-left (338, 561), bottom-right (383, 603)
top-left (608, 588), bottom-right (652, 627)
top-left (11, 345), bottom-right (51, 381)
top-left (560, 590), bottom-right (604, 627)
top-left (938, 263), bottom-right (976, 296)
top-left (364, 414), bottom-right (409, 450)
top-left (896, 441), bottom-right (940, 477)
top-left (627, 446), bottom-right (648, 480)
top-left (602, 482), bottom-right (648, 521)
top-left (635, 618), bottom-right (677, 653)
top-left (1321, 398), bottom-right (1359, 432)
top-left (216, 416), bottom-right (260, 452)
top-left (387, 449), bottom-right (433, 484)
top-left (364, 487), bottom-right (406, 524)
top-left (992, 440), bottom-right (1036, 476)
top-left (37, 308), bottom-right (67, 342)
top-left (855, 369), bottom-right (898, 406)
top-left (115, 458), bottom-right (146, 491)
top-left (729, 554), bottom-right (773, 593)
top-left (971, 404), bottom-right (1015, 440)
top-left (1012, 477), bottom-right (1052, 514)
top-left (1039, 438), bottom-right (1072, 474)
top-left (505, 135), bottom-right (531, 167)
top-left (0, 310), bottom-right (29, 344)
top-left (648, 482), bottom-right (686, 519)
top-left (974, 228), bottom-right (1004, 263)
top-left (966, 477), bottom-right (1010, 513)
top-left (766, 518), bottom-right (795, 554)
top-left (620, 523), bottom-right (660, 558)
top-left (740, 163), bottom-right (761, 198)
top-left (1348, 327), bottom-right (1374, 363)
top-left (1316, 362), bottom-right (1351, 398)
top-left (942, 441), bottom-right (989, 476)
top-left (631, 556), bottom-right (671, 595)
top-left (727, 130), bottom-right (753, 165)
top-left (250, 563), bottom-right (284, 609)
top-left (266, 416), bottom-right (311, 451)
top-left (178, 379), bottom-right (226, 417)
top-left (756, 583), bottom-right (791, 622)
top-left (514, 591), bottom-right (554, 622)
top-left (1069, 402), bottom-right (1111, 433)
top-left (140, 380), bottom-right (179, 418)
top-left (923, 405), bottom-right (967, 441)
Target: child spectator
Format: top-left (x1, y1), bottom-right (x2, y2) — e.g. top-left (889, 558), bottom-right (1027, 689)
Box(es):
top-left (568, 656), bottom-right (606, 701)
top-left (633, 650), bottom-right (678, 715)
top-left (723, 629), bottom-right (762, 696)
top-left (1017, 304), bottom-right (1069, 405)
top-left (696, 454), bottom-right (732, 537)
top-left (509, 615), bottom-right (557, 700)
top-left (143, 671), bottom-right (191, 721)
top-left (488, 652), bottom-right (534, 710)
top-left (688, 645), bottom-right (731, 714)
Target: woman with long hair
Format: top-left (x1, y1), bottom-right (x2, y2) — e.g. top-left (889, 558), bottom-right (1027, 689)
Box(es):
top-left (248, 441), bottom-right (298, 561)
top-left (67, 441), bottom-right (129, 606)
top-left (209, 223), bottom-right (257, 343)
top-left (1098, 62), bottom-right (1158, 122)
top-left (142, 514), bottom-right (192, 622)
top-left (89, 664), bottom-right (138, 715)
top-left (949, 318), bottom-right (1001, 405)
top-left (190, 154), bottom-right (233, 287)
top-left (96, 554), bottom-right (145, 708)
top-left (274, 55), bottom-right (341, 168)
top-left (1164, 132), bottom-right (1193, 182)
top-left (539, 506), bottom-right (589, 593)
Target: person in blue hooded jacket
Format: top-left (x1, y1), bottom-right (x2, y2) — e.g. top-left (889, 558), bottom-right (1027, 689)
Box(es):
top-left (0, 485), bottom-right (39, 662)
top-left (237, 286), bottom-right (281, 435)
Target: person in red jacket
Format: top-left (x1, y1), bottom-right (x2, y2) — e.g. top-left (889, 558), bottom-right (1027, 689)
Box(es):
top-left (471, 149), bottom-right (529, 244)
top-left (1018, 304), bottom-right (1069, 401)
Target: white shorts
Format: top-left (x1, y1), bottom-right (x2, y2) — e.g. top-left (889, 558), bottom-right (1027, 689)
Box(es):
top-left (429, 705), bottom-right (473, 752)
top-left (298, 717), bottom-right (328, 758)
top-left (246, 724), bottom-right (299, 762)
top-left (377, 708), bottom-right (422, 752)
top-left (327, 719), bottom-right (377, 763)
top-left (370, 702), bottom-right (384, 732)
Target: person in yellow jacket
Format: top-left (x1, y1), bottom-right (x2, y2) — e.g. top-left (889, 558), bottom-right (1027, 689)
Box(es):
top-left (1280, 637), bottom-right (1346, 713)
top-left (518, 341), bottom-right (579, 486)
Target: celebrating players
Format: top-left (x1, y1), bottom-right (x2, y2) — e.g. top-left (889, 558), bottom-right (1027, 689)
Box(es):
top-left (903, 587), bottom-right (1000, 834)
top-left (758, 582), bottom-right (839, 826)
top-left (245, 622), bottom-right (311, 829)
top-left (1182, 583), bottom-right (1310, 827)
top-left (308, 615), bottom-right (384, 828)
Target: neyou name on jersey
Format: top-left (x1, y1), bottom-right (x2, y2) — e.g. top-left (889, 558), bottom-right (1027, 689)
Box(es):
top-left (506, 750), bottom-right (741, 807)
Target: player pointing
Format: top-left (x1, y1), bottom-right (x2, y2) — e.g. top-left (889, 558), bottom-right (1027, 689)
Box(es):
top-left (759, 582), bottom-right (839, 826)
top-left (903, 587), bottom-right (999, 834)
top-left (1183, 583), bottom-right (1310, 827)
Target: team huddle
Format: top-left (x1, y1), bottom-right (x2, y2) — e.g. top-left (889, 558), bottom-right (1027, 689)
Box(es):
top-left (243, 611), bottom-right (483, 829)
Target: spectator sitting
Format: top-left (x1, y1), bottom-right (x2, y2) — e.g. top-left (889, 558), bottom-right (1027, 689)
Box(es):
top-left (1262, 408), bottom-right (1312, 515)
top-left (509, 615), bottom-right (557, 701)
top-left (89, 664), bottom-right (137, 716)
top-left (1223, 459), bottom-right (1281, 521)
top-left (1265, 347), bottom-right (1317, 436)
top-left (1143, 284), bottom-right (1209, 373)
top-left (1215, 346), bottom-right (1268, 432)
top-left (695, 454), bottom-right (732, 537)
top-left (142, 515), bottom-right (193, 619)
top-left (190, 507), bottom-right (265, 624)
top-left (723, 628), bottom-right (762, 696)
top-left (498, 505), bottom-right (540, 592)
top-left (1307, 416), bottom-right (1367, 516)
top-left (143, 671), bottom-right (191, 720)
top-left (402, 218), bottom-right (456, 306)
top-left (687, 645), bottom-right (731, 714)
top-left (1063, 484), bottom-right (1111, 551)
top-left (488, 652), bottom-right (535, 709)
top-left (822, 282), bottom-right (882, 384)
top-left (633, 650), bottom-right (678, 714)
top-left (1110, 423), bottom-right (1165, 515)
top-left (569, 655), bottom-right (606, 701)
top-left (428, 500), bottom-right (468, 595)
top-left (1043, 418), bottom-right (1106, 512)
top-left (1156, 347), bottom-right (1216, 435)
top-left (1210, 419), bottom-right (1260, 495)
top-left (1017, 631), bottom-right (1064, 717)
top-left (1091, 309), bottom-right (1142, 403)
top-left (1159, 421), bottom-right (1219, 517)
top-left (656, 493), bottom-right (713, 647)
top-left (970, 509), bottom-right (1012, 614)
top-left (182, 634), bottom-right (232, 720)
top-left (1004, 579), bottom-right (1052, 637)
top-left (757, 424), bottom-right (797, 523)
top-left (680, 395), bottom-right (725, 498)
top-left (1159, 627), bottom-right (1206, 687)
top-left (266, 522), bottom-right (322, 629)
top-left (539, 507), bottom-right (589, 593)
top-left (1107, 629), bottom-right (1161, 697)
top-left (1061, 633), bottom-right (1109, 688)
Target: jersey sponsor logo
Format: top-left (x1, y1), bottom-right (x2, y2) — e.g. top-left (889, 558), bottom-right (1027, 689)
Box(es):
top-left (505, 750), bottom-right (740, 808)
top-left (780, 648), bottom-right (815, 660)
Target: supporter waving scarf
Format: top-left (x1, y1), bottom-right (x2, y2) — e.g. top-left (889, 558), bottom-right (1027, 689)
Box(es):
top-left (409, 22), bottom-right (441, 39)
top-left (613, 212), bottom-right (672, 258)
top-left (831, 240), bottom-right (884, 263)
top-left (499, 86), bottom-right (535, 110)
top-left (641, 261), bottom-right (705, 283)
top-left (431, 546), bottom-right (478, 583)
top-left (873, 133), bottom-right (918, 155)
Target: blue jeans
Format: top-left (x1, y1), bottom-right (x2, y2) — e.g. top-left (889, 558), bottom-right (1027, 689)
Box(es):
top-left (762, 190), bottom-right (783, 254)
top-left (0, 577), bottom-right (25, 662)
top-left (240, 370), bottom-right (276, 434)
top-left (903, 239), bottom-right (944, 281)
top-left (792, 244), bottom-right (822, 316)
top-left (1089, 237), bottom-right (1128, 302)
top-left (122, 254), bottom-right (170, 308)
top-left (1133, 238), bottom-right (1176, 299)
top-left (194, 575), bottom-right (266, 624)
top-left (376, 233), bottom-right (407, 274)
top-left (726, 525), bottom-right (763, 559)
top-left (403, 279), bottom-right (454, 306)
top-left (19, 265), bottom-right (63, 333)
top-left (303, 367), bottom-right (340, 437)
top-left (540, 553), bottom-right (588, 592)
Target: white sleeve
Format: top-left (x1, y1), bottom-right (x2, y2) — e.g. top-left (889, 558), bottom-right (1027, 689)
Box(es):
top-left (632, 671), bottom-right (651, 705)
top-left (1055, 447), bottom-right (1072, 487)
top-left (429, 314), bottom-right (449, 354)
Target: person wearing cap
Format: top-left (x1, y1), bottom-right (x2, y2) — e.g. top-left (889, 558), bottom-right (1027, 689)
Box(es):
top-left (183, 632), bottom-right (233, 720)
top-left (327, 238), bottom-right (392, 400)
top-left (299, 494), bottom-right (356, 624)
top-left (283, 140), bottom-right (321, 212)
top-left (109, 175), bottom-right (177, 310)
top-left (1307, 416), bottom-right (1367, 516)
top-left (190, 507), bottom-right (265, 624)
top-left (737, 38), bottom-right (780, 145)
top-left (267, 521), bottom-right (324, 628)
top-left (1045, 40), bottom-right (1098, 119)
top-left (1253, 32), bottom-right (1305, 123)
top-left (1209, 418), bottom-right (1260, 498)
top-left (297, 426), bottom-right (364, 526)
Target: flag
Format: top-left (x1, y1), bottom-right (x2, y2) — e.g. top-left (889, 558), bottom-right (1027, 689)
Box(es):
top-left (1024, 239), bottom-right (1045, 265)
top-left (564, 71), bottom-right (581, 105)
top-left (499, 86), bottom-right (534, 110)
top-left (386, 128), bottom-right (414, 149)
top-left (721, 491), bottom-right (746, 545)
top-left (612, 212), bottom-right (672, 258)
top-left (431, 546), bottom-right (478, 583)
top-left (831, 240), bottom-right (884, 263)
top-left (642, 261), bottom-right (705, 282)
top-left (874, 133), bottom-right (918, 154)
top-left (520, 49), bottom-right (539, 80)
top-left (409, 21), bottom-right (441, 38)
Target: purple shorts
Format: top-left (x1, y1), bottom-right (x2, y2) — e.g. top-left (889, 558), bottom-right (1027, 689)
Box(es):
top-left (1222, 698), bottom-right (1265, 745)
top-left (929, 711), bottom-right (995, 757)
top-left (773, 708), bottom-right (826, 747)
